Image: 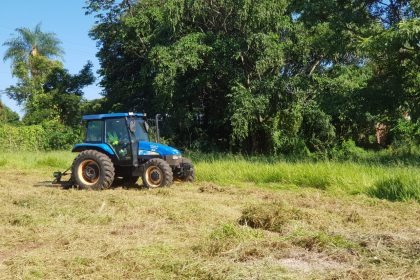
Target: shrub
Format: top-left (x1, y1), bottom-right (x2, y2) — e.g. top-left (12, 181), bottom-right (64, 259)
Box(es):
top-left (332, 139), bottom-right (368, 160)
top-left (391, 119), bottom-right (420, 145)
top-left (0, 124), bottom-right (46, 151)
top-left (41, 121), bottom-right (83, 150)
top-left (300, 103), bottom-right (336, 153)
top-left (0, 123), bottom-right (82, 151)
top-left (368, 177), bottom-right (420, 202)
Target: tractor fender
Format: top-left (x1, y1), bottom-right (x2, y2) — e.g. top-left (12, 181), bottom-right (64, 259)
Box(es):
top-left (72, 143), bottom-right (116, 160)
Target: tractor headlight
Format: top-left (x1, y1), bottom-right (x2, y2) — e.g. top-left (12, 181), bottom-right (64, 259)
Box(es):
top-left (139, 150), bottom-right (160, 156)
top-left (165, 155), bottom-right (182, 166)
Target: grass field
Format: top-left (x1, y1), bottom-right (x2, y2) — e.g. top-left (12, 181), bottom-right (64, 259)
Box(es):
top-left (0, 151), bottom-right (419, 279)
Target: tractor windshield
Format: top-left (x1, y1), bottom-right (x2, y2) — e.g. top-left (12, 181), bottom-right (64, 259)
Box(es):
top-left (134, 119), bottom-right (149, 142)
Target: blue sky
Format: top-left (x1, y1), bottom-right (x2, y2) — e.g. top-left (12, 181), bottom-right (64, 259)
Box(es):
top-left (0, 0), bottom-right (101, 116)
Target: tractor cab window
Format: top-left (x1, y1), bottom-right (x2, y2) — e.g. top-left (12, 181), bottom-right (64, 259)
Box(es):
top-left (86, 120), bottom-right (103, 142)
top-left (105, 118), bottom-right (131, 160)
top-left (134, 119), bottom-right (149, 142)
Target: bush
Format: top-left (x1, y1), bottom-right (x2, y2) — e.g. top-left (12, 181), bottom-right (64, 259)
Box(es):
top-left (300, 103), bottom-right (336, 153)
top-left (0, 123), bottom-right (82, 151)
top-left (391, 119), bottom-right (420, 145)
top-left (332, 139), bottom-right (369, 160)
top-left (368, 177), bottom-right (420, 202)
top-left (0, 125), bottom-right (46, 151)
top-left (41, 121), bottom-right (83, 150)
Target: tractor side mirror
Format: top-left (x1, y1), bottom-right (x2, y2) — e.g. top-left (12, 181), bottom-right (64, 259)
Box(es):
top-left (144, 121), bottom-right (150, 133)
top-left (129, 120), bottom-right (136, 133)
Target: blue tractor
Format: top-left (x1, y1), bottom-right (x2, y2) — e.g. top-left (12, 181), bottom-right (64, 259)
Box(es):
top-left (60, 112), bottom-right (194, 189)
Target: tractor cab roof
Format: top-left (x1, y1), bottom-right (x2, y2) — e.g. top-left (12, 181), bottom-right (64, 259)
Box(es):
top-left (82, 112), bottom-right (146, 121)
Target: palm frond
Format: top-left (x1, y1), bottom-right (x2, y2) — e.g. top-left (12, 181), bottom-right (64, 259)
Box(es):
top-left (3, 23), bottom-right (64, 65)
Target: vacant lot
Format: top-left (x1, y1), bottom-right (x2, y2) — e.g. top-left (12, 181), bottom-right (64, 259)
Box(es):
top-left (0, 152), bottom-right (419, 279)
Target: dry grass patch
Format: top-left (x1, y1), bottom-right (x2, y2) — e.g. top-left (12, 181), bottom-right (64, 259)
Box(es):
top-left (238, 201), bottom-right (304, 233)
top-left (0, 154), bottom-right (419, 279)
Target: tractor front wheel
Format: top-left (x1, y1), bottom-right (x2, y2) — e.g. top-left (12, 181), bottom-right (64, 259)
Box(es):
top-left (72, 150), bottom-right (115, 190)
top-left (178, 158), bottom-right (195, 182)
top-left (142, 158), bottom-right (173, 188)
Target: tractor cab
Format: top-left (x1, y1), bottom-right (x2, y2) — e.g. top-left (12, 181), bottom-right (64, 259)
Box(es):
top-left (69, 112), bottom-right (194, 189)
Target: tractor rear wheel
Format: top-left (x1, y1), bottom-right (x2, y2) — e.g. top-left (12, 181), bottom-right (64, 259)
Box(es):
top-left (72, 150), bottom-right (115, 190)
top-left (142, 158), bottom-right (173, 188)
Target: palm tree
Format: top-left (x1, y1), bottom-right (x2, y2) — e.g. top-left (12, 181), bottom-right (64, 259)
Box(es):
top-left (3, 23), bottom-right (64, 77)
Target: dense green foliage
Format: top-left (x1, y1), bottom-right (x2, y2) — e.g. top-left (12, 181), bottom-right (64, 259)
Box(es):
top-left (0, 102), bottom-right (20, 124)
top-left (85, 0), bottom-right (419, 153)
top-left (0, 123), bottom-right (82, 151)
top-left (1, 2), bottom-right (418, 155)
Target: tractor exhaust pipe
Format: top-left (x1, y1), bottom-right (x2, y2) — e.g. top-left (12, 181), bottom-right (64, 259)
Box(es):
top-left (155, 114), bottom-right (161, 143)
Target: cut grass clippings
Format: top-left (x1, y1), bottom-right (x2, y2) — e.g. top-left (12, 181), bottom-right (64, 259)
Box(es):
top-left (0, 151), bottom-right (419, 279)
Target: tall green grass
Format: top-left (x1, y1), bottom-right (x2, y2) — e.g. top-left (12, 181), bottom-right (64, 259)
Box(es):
top-left (195, 159), bottom-right (419, 197)
top-left (0, 151), bottom-right (74, 171)
top-left (368, 177), bottom-right (420, 202)
top-left (1, 151), bottom-right (419, 202)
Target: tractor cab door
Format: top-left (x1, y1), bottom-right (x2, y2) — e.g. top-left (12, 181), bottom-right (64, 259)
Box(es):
top-left (127, 117), bottom-right (139, 167)
top-left (105, 118), bottom-right (132, 165)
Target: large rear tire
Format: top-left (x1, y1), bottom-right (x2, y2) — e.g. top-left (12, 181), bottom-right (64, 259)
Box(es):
top-left (72, 150), bottom-right (115, 190)
top-left (142, 158), bottom-right (173, 188)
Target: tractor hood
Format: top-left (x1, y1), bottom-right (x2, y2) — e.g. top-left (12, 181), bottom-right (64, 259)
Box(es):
top-left (138, 141), bottom-right (181, 156)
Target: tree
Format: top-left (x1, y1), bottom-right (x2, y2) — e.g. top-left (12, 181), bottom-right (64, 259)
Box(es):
top-left (86, 0), bottom-right (420, 153)
top-left (3, 23), bottom-right (63, 78)
top-left (11, 60), bottom-right (95, 126)
top-left (0, 101), bottom-right (20, 124)
top-left (3, 23), bottom-right (64, 75)
top-left (3, 23), bottom-right (64, 107)
top-left (34, 62), bottom-right (95, 127)
top-left (3, 24), bottom-right (94, 127)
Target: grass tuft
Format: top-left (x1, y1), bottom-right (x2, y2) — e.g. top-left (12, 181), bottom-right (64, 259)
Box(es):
top-left (345, 210), bottom-right (364, 224)
top-left (9, 214), bottom-right (34, 226)
top-left (13, 198), bottom-right (35, 209)
top-left (198, 183), bottom-right (225, 193)
top-left (238, 201), bottom-right (303, 233)
top-left (293, 173), bottom-right (330, 190)
top-left (201, 223), bottom-right (262, 257)
top-left (369, 177), bottom-right (420, 202)
top-left (290, 230), bottom-right (358, 252)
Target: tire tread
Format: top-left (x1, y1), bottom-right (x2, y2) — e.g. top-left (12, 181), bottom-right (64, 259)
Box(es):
top-left (71, 150), bottom-right (115, 190)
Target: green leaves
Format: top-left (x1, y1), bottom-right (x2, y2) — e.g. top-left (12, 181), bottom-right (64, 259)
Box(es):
top-left (86, 0), bottom-right (420, 154)
top-left (3, 23), bottom-right (63, 73)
